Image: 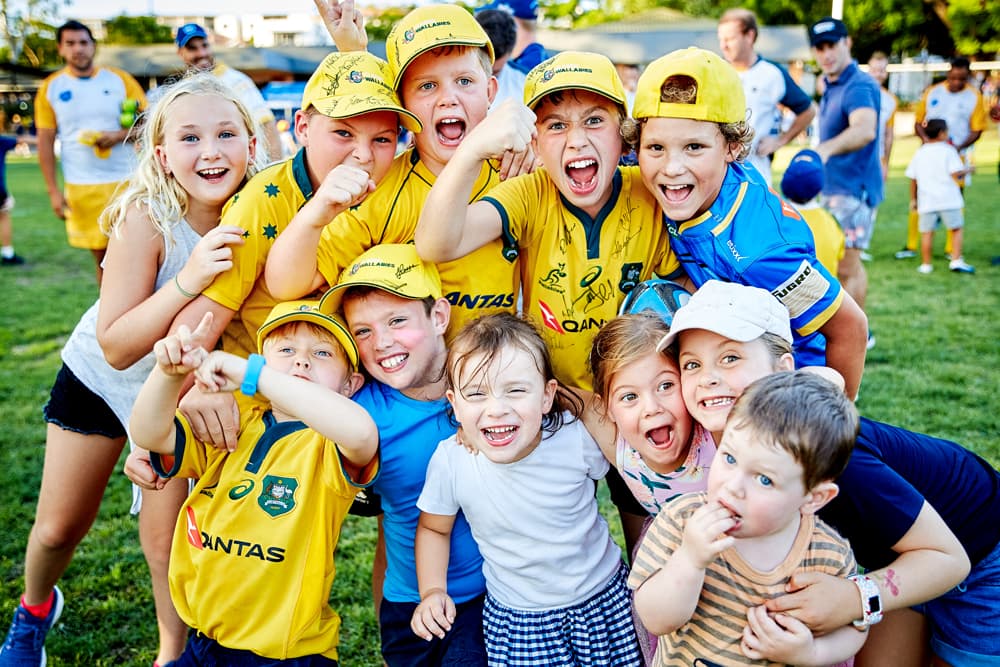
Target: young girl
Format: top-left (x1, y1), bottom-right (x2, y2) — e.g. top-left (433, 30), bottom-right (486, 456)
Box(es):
top-left (410, 313), bottom-right (642, 666)
top-left (0, 73), bottom-right (262, 667)
top-left (588, 312), bottom-right (717, 516)
top-left (662, 280), bottom-right (996, 667)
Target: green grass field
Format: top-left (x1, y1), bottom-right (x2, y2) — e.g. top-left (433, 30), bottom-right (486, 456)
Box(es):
top-left (0, 130), bottom-right (997, 665)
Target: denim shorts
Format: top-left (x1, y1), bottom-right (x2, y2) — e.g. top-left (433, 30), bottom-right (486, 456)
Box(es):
top-left (379, 594), bottom-right (487, 667)
top-left (823, 194), bottom-right (876, 250)
top-left (43, 363), bottom-right (126, 439)
top-left (917, 537), bottom-right (1000, 663)
top-left (166, 631), bottom-right (338, 666)
top-left (918, 209), bottom-right (964, 234)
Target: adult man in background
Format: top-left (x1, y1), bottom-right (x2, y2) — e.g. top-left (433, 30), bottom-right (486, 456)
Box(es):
top-left (810, 17), bottom-right (882, 347)
top-left (35, 20), bottom-right (146, 284)
top-left (478, 0), bottom-right (549, 75)
top-left (173, 23), bottom-right (281, 161)
top-left (475, 8), bottom-right (527, 110)
top-left (717, 7), bottom-right (815, 186)
top-left (896, 57), bottom-right (987, 260)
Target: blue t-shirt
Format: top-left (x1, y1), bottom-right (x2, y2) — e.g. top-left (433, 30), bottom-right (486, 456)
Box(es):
top-left (0, 135), bottom-right (17, 195)
top-left (509, 42), bottom-right (550, 75)
top-left (661, 161), bottom-right (842, 368)
top-left (818, 61), bottom-right (884, 207)
top-left (354, 381), bottom-right (486, 604)
top-left (820, 418), bottom-right (1000, 571)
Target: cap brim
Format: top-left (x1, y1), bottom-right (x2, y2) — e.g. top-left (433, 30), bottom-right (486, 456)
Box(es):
top-left (526, 83), bottom-right (625, 111)
top-left (308, 100), bottom-right (422, 133)
top-left (257, 310), bottom-right (359, 368)
top-left (393, 38), bottom-right (491, 89)
top-left (319, 280), bottom-right (423, 317)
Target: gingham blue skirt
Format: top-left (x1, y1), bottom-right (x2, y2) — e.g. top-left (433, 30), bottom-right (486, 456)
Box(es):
top-left (482, 562), bottom-right (641, 666)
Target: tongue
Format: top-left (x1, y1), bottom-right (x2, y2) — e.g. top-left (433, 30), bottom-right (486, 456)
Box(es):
top-left (438, 121), bottom-right (464, 141)
top-left (567, 163), bottom-right (598, 186)
top-left (647, 425), bottom-right (672, 447)
top-left (663, 185), bottom-right (691, 203)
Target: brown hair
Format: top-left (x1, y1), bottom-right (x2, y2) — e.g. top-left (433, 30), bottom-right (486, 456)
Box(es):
top-left (727, 370), bottom-right (857, 490)
top-left (447, 313), bottom-right (582, 433)
top-left (719, 8), bottom-right (759, 41)
top-left (589, 313), bottom-right (673, 409)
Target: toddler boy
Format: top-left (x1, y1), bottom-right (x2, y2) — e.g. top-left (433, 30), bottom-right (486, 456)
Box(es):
top-left (780, 148), bottom-right (845, 276)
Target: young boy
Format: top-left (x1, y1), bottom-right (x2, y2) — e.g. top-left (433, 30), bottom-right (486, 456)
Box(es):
top-left (629, 370), bottom-right (865, 666)
top-left (780, 148), bottom-right (845, 276)
top-left (128, 301), bottom-right (378, 664)
top-left (629, 47), bottom-right (868, 399)
top-left (905, 118), bottom-right (975, 274)
top-left (319, 244), bottom-right (489, 665)
top-left (266, 4), bottom-right (521, 337)
top-left (414, 50), bottom-right (677, 390)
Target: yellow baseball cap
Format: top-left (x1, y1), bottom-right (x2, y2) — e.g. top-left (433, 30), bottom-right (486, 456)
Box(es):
top-left (319, 244), bottom-right (443, 316)
top-left (301, 51), bottom-right (422, 133)
top-left (386, 4), bottom-right (495, 90)
top-left (523, 51), bottom-right (627, 111)
top-left (257, 300), bottom-right (359, 369)
top-left (632, 47), bottom-right (746, 124)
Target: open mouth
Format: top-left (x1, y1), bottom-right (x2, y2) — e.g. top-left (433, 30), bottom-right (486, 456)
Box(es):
top-left (378, 353), bottom-right (407, 372)
top-left (436, 118), bottom-right (466, 146)
top-left (565, 158), bottom-right (599, 196)
top-left (659, 183), bottom-right (693, 204)
top-left (198, 167), bottom-right (228, 183)
top-left (700, 396), bottom-right (734, 411)
top-left (482, 425), bottom-right (518, 446)
top-left (718, 499), bottom-right (743, 533)
top-left (645, 424), bottom-right (675, 450)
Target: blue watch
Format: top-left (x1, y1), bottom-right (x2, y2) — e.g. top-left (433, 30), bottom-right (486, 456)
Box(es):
top-left (241, 354), bottom-right (266, 396)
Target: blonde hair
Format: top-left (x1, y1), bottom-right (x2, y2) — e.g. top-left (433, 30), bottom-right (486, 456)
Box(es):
top-left (589, 313), bottom-right (673, 410)
top-left (102, 72), bottom-right (265, 244)
top-left (624, 74), bottom-right (754, 160)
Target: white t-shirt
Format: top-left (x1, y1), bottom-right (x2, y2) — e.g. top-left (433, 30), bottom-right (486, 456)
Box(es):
top-left (905, 141), bottom-right (965, 213)
top-left (490, 63), bottom-right (528, 111)
top-left (418, 415), bottom-right (622, 610)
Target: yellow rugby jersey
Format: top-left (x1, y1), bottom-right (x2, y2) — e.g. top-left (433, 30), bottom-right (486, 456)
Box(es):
top-left (799, 205), bottom-right (845, 277)
top-left (315, 148), bottom-right (518, 337)
top-left (915, 81), bottom-right (987, 147)
top-left (485, 165), bottom-right (678, 390)
top-left (203, 151), bottom-right (316, 357)
top-left (152, 407), bottom-right (378, 661)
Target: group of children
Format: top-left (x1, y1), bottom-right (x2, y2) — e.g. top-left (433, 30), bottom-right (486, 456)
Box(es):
top-left (1, 3), bottom-right (997, 667)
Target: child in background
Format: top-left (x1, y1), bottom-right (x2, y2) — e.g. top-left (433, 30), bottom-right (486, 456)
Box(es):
top-left (129, 302), bottom-right (378, 664)
top-left (320, 244), bottom-right (488, 665)
top-left (411, 313), bottom-right (641, 666)
top-left (0, 132), bottom-right (35, 265)
top-left (780, 149), bottom-right (845, 277)
top-left (414, 50), bottom-right (677, 390)
top-left (267, 4), bottom-right (523, 337)
top-left (0, 73), bottom-right (261, 667)
top-left (629, 371), bottom-right (865, 666)
top-left (663, 280), bottom-right (995, 666)
top-left (905, 118), bottom-right (975, 274)
top-left (628, 47), bottom-right (868, 399)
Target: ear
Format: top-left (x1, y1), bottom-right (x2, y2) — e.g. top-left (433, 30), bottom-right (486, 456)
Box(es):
top-left (725, 141), bottom-right (741, 164)
top-left (430, 297), bottom-right (451, 335)
top-left (341, 371), bottom-right (365, 398)
top-left (246, 133), bottom-right (257, 165)
top-left (541, 378), bottom-right (558, 413)
top-left (775, 352), bottom-right (795, 372)
top-left (445, 388), bottom-right (457, 411)
top-left (486, 74), bottom-right (498, 105)
top-left (800, 481), bottom-right (838, 515)
top-left (154, 144), bottom-right (171, 175)
top-left (293, 109), bottom-right (309, 146)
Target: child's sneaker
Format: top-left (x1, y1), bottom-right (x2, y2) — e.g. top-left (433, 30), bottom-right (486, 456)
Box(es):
top-left (917, 264), bottom-right (933, 274)
top-left (0, 587), bottom-right (64, 667)
top-left (0, 254), bottom-right (24, 266)
top-left (949, 258), bottom-right (975, 274)
top-left (894, 248), bottom-right (917, 260)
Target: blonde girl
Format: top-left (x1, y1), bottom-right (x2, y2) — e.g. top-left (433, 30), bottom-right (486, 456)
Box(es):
top-left (0, 73), bottom-right (262, 667)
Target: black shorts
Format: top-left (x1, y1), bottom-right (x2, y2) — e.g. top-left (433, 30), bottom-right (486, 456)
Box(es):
top-left (43, 363), bottom-right (126, 439)
top-left (604, 465), bottom-right (647, 516)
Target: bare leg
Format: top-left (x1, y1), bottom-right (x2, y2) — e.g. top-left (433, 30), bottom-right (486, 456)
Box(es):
top-left (91, 248), bottom-right (106, 285)
top-left (837, 248), bottom-right (868, 311)
top-left (855, 607), bottom-right (930, 667)
top-left (23, 424), bottom-right (126, 604)
top-left (949, 227), bottom-right (964, 261)
top-left (138, 477), bottom-right (190, 665)
top-left (921, 231), bottom-right (934, 266)
top-left (372, 516), bottom-right (386, 619)
top-left (0, 209), bottom-right (12, 247)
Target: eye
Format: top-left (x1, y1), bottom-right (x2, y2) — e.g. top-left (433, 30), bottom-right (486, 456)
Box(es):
top-left (642, 142), bottom-right (663, 153)
top-left (681, 360), bottom-right (700, 372)
top-left (374, 136), bottom-right (394, 145)
top-left (219, 130), bottom-right (237, 139)
top-left (352, 327), bottom-right (371, 339)
top-left (657, 380), bottom-right (675, 392)
top-left (463, 389), bottom-right (486, 399)
top-left (685, 142), bottom-right (706, 151)
top-left (546, 120), bottom-right (566, 132)
top-left (457, 77), bottom-right (473, 86)
top-left (584, 115), bottom-right (604, 126)
top-left (618, 391), bottom-right (638, 403)
top-left (723, 453), bottom-right (736, 465)
top-left (721, 353), bottom-right (740, 364)
top-left (388, 316), bottom-right (407, 327)
top-left (181, 134), bottom-right (199, 143)
top-left (757, 475), bottom-right (773, 487)
top-left (418, 81), bottom-right (436, 92)
top-left (277, 346), bottom-right (294, 354)
top-left (314, 349), bottom-right (333, 358)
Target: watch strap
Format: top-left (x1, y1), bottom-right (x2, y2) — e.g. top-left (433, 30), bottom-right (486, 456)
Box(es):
top-left (241, 354), bottom-right (266, 396)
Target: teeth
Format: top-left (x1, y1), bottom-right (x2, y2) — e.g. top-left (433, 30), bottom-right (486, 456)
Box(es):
top-left (379, 354), bottom-right (406, 369)
top-left (485, 426), bottom-right (516, 434)
top-left (567, 159), bottom-right (595, 169)
top-left (664, 184), bottom-right (687, 190)
top-left (703, 397), bottom-right (733, 407)
top-left (440, 118), bottom-right (460, 124)
top-left (200, 168), bottom-right (226, 176)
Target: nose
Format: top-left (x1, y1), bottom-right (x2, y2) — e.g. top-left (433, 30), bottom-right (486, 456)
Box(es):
top-left (373, 325), bottom-right (393, 351)
top-left (566, 121), bottom-right (587, 148)
top-left (641, 392), bottom-right (662, 417)
top-left (484, 393), bottom-right (509, 418)
top-left (293, 351), bottom-right (311, 369)
top-left (698, 369), bottom-right (720, 387)
top-left (436, 81), bottom-right (459, 107)
top-left (351, 141), bottom-right (374, 167)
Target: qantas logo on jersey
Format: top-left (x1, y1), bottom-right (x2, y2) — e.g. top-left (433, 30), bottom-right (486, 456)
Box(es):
top-left (195, 530), bottom-right (286, 563)
top-left (537, 300), bottom-right (566, 334)
top-left (445, 292), bottom-right (516, 310)
top-left (186, 507), bottom-right (204, 549)
top-left (537, 299), bottom-right (608, 334)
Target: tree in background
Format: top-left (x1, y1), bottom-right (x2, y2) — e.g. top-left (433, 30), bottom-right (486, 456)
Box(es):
top-left (104, 15), bottom-right (172, 45)
top-left (0, 0), bottom-right (63, 69)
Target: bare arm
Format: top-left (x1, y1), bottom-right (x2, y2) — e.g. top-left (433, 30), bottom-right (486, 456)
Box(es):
top-left (411, 511), bottom-right (457, 641)
top-left (742, 606), bottom-right (866, 666)
top-left (765, 501), bottom-right (970, 634)
top-left (955, 129), bottom-right (982, 153)
top-left (314, 0), bottom-right (368, 52)
top-left (814, 107), bottom-right (877, 162)
top-left (36, 127), bottom-right (64, 219)
top-left (576, 388), bottom-right (618, 467)
top-left (758, 103), bottom-right (816, 157)
top-left (414, 99), bottom-right (534, 262)
top-left (817, 291), bottom-right (868, 401)
top-left (97, 206), bottom-right (245, 369)
top-left (265, 164), bottom-right (374, 300)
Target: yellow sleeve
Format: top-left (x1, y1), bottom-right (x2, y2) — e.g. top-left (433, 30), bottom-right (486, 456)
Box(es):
top-left (34, 75), bottom-right (56, 130)
top-left (109, 67), bottom-right (148, 110)
top-left (970, 88), bottom-right (988, 132)
top-left (914, 88), bottom-right (929, 123)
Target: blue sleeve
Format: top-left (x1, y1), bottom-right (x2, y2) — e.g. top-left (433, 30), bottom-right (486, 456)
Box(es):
top-left (843, 76), bottom-right (880, 115)
top-left (0, 136), bottom-right (17, 154)
top-left (776, 64), bottom-right (812, 114)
